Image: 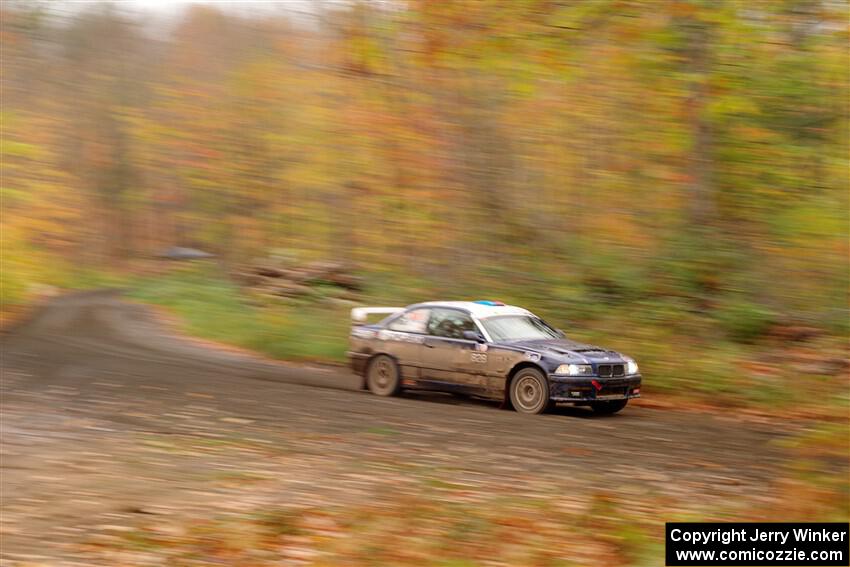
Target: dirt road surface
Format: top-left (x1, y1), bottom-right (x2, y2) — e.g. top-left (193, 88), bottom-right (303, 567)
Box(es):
top-left (1, 291), bottom-right (802, 565)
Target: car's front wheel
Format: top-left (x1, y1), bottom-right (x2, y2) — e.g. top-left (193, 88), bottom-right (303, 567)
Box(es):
top-left (591, 399), bottom-right (628, 415)
top-left (509, 368), bottom-right (550, 414)
top-left (366, 354), bottom-right (401, 397)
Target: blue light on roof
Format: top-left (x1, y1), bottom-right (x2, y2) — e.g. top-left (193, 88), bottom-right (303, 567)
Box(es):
top-left (473, 300), bottom-right (505, 306)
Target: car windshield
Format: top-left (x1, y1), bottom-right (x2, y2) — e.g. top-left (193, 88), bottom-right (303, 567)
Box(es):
top-left (480, 315), bottom-right (561, 342)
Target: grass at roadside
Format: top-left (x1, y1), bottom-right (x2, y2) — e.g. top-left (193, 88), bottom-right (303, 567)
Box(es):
top-left (128, 265), bottom-right (352, 362)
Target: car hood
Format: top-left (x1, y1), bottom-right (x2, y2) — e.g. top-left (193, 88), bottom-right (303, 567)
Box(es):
top-left (504, 338), bottom-right (624, 362)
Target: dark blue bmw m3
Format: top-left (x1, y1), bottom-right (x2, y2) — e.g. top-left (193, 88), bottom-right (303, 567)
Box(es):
top-left (348, 300), bottom-right (641, 415)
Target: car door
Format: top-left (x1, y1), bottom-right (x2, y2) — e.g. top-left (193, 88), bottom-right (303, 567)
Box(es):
top-left (420, 308), bottom-right (488, 393)
top-left (382, 307), bottom-right (431, 381)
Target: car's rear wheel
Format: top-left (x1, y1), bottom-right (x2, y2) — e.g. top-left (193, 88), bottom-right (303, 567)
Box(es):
top-left (366, 354), bottom-right (401, 397)
top-left (509, 368), bottom-right (550, 414)
top-left (591, 399), bottom-right (628, 415)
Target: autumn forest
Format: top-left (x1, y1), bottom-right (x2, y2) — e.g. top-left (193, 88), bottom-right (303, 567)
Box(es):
top-left (2, 1), bottom-right (848, 363)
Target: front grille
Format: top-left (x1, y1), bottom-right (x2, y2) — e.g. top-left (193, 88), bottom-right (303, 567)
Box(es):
top-left (596, 364), bottom-right (625, 377)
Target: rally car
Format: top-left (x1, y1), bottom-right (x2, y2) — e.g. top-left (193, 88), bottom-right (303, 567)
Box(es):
top-left (348, 301), bottom-right (641, 415)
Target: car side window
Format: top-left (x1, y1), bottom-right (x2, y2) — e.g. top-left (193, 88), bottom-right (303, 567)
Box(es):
top-left (428, 308), bottom-right (476, 339)
top-left (387, 308), bottom-right (431, 334)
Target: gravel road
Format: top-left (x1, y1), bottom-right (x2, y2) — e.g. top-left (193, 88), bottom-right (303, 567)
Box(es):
top-left (0, 291), bottom-right (798, 565)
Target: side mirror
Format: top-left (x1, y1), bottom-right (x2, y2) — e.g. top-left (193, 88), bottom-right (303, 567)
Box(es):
top-left (462, 330), bottom-right (485, 343)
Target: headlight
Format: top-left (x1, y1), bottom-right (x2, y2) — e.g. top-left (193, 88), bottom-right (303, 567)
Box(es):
top-left (555, 364), bottom-right (593, 376)
top-left (627, 361), bottom-right (639, 375)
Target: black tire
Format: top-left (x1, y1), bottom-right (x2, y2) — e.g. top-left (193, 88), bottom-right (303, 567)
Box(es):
top-left (509, 368), bottom-right (550, 414)
top-left (366, 354), bottom-right (402, 397)
top-left (591, 399), bottom-right (628, 415)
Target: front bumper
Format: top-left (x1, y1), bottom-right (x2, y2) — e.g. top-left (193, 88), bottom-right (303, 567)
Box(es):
top-left (548, 374), bottom-right (642, 402)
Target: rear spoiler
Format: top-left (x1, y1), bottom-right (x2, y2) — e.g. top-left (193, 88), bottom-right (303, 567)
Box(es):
top-left (351, 307), bottom-right (403, 325)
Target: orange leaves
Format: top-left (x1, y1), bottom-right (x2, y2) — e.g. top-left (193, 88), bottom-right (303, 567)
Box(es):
top-left (1, 0), bottom-right (846, 315)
